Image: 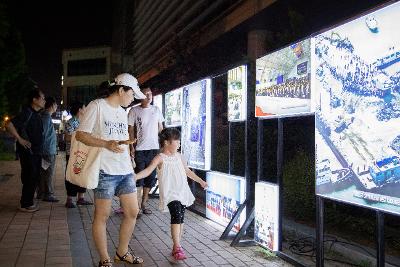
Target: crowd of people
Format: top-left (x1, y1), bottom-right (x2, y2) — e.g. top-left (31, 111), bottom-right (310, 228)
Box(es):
top-left (256, 74), bottom-right (310, 99)
top-left (6, 73), bottom-right (208, 266)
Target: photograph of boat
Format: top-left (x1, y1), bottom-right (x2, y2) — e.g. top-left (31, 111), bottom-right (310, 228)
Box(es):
top-left (313, 1), bottom-right (400, 215)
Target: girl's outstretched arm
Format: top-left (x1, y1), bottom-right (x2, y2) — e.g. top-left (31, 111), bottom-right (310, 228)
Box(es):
top-left (180, 154), bottom-right (208, 189)
top-left (136, 154), bottom-right (163, 180)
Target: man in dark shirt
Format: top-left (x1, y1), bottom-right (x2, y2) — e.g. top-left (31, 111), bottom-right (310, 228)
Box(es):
top-left (6, 89), bottom-right (45, 212)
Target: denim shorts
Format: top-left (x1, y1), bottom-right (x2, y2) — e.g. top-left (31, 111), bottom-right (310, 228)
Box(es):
top-left (94, 170), bottom-right (137, 199)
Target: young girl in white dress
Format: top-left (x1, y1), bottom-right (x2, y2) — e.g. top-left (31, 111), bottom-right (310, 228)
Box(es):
top-left (136, 127), bottom-right (207, 260)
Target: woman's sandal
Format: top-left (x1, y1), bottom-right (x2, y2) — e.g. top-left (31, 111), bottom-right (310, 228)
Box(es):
top-left (114, 251), bottom-right (144, 264)
top-left (98, 258), bottom-right (112, 267)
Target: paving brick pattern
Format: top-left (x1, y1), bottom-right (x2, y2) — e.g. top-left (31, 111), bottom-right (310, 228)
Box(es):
top-left (0, 154), bottom-right (293, 267)
top-left (0, 156), bottom-right (72, 267)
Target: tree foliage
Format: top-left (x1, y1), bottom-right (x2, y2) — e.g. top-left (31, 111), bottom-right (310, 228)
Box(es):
top-left (0, 2), bottom-right (27, 117)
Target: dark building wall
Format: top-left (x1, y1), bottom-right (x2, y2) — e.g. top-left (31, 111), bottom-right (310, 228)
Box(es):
top-left (112, 0), bottom-right (389, 92)
top-left (112, 0), bottom-right (278, 89)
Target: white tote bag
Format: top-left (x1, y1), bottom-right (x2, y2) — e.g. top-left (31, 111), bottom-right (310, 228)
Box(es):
top-left (66, 100), bottom-right (102, 189)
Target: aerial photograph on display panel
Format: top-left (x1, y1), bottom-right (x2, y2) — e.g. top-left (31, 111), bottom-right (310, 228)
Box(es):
top-left (313, 2), bottom-right (400, 215)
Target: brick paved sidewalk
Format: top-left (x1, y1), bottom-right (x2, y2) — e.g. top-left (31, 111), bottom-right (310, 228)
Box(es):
top-left (0, 154), bottom-right (293, 267)
top-left (0, 156), bottom-right (71, 267)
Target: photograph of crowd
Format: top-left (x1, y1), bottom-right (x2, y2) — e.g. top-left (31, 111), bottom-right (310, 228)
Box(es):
top-left (256, 74), bottom-right (310, 99)
top-left (206, 172), bottom-right (246, 232)
top-left (256, 39), bottom-right (312, 117)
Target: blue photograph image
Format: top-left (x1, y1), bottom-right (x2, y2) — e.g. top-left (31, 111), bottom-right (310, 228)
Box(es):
top-left (313, 2), bottom-right (400, 215)
top-left (181, 79), bottom-right (211, 170)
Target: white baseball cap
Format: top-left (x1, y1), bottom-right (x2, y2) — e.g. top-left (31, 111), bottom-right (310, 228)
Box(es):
top-left (113, 73), bottom-right (146, 99)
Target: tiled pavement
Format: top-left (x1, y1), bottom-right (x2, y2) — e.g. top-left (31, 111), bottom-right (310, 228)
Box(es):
top-left (0, 154), bottom-right (293, 267)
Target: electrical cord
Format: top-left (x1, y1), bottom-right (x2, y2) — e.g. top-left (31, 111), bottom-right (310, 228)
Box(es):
top-left (286, 235), bottom-right (400, 267)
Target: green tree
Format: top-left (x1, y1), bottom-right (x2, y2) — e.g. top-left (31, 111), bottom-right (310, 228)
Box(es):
top-left (0, 2), bottom-right (26, 117)
top-left (6, 73), bottom-right (37, 116)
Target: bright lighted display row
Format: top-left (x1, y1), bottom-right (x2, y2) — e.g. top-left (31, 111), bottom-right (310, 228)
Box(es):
top-left (254, 1), bottom-right (400, 215)
top-left (157, 80), bottom-right (210, 170)
top-left (155, 1), bottom-right (400, 215)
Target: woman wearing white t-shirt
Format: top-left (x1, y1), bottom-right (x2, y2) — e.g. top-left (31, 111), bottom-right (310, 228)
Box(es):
top-left (76, 73), bottom-right (145, 267)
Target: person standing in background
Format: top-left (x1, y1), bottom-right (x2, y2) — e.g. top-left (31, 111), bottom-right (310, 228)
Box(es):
top-left (64, 101), bottom-right (93, 208)
top-left (37, 96), bottom-right (59, 202)
top-left (6, 89), bottom-right (45, 212)
top-left (128, 87), bottom-right (164, 215)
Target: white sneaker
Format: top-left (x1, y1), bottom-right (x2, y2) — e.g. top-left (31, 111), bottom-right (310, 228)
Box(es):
top-left (19, 204), bottom-right (39, 212)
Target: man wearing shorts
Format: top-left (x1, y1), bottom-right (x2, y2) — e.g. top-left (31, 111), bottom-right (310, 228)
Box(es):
top-left (128, 87), bottom-right (164, 215)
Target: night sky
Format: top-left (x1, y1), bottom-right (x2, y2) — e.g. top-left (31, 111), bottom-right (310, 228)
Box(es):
top-left (4, 0), bottom-right (389, 102)
top-left (5, 0), bottom-right (112, 100)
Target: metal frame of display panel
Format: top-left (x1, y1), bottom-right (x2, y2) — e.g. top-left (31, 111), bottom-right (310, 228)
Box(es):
top-left (218, 60), bottom-right (260, 246)
top-left (257, 116), bottom-right (308, 267)
top-left (254, 37), bottom-right (316, 267)
top-left (228, 64), bottom-right (248, 175)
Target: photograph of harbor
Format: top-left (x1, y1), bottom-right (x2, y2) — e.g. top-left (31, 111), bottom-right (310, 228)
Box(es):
top-left (313, 1), bottom-right (400, 215)
top-left (256, 38), bottom-right (311, 118)
top-left (228, 65), bottom-right (247, 121)
top-left (206, 172), bottom-right (246, 232)
top-left (182, 79), bottom-right (211, 170)
top-left (153, 94), bottom-right (163, 113)
top-left (165, 88), bottom-right (183, 127)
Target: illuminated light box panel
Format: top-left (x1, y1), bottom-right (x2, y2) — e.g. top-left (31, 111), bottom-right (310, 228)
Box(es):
top-left (228, 65), bottom-right (247, 122)
top-left (312, 1), bottom-right (400, 215)
top-left (254, 182), bottom-right (279, 252)
top-left (256, 38), bottom-right (312, 118)
top-left (153, 94), bottom-right (163, 113)
top-left (206, 171), bottom-right (246, 232)
top-left (181, 79), bottom-right (211, 170)
top-left (164, 87), bottom-right (183, 127)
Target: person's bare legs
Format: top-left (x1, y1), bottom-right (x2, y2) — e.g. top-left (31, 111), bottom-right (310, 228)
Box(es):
top-left (77, 192), bottom-right (85, 199)
top-left (92, 199), bottom-right (112, 261)
top-left (179, 223), bottom-right (184, 245)
top-left (141, 187), bottom-right (150, 209)
top-left (136, 186), bottom-right (143, 209)
top-left (116, 192), bottom-right (139, 258)
top-left (171, 224), bottom-right (181, 250)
